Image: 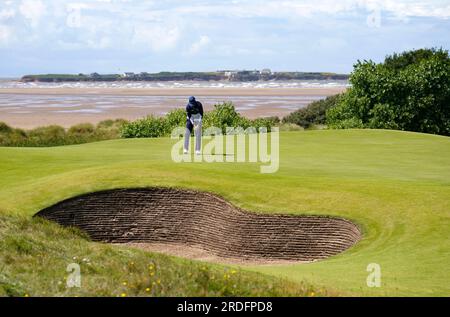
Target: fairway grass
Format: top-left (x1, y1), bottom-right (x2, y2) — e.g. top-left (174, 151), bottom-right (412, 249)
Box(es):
top-left (0, 129), bottom-right (449, 296)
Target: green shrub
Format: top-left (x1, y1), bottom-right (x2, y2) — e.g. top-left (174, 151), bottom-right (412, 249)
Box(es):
top-left (384, 48), bottom-right (450, 71)
top-left (2, 104), bottom-right (278, 145)
top-left (251, 116), bottom-right (280, 132)
top-left (121, 116), bottom-right (170, 138)
top-left (283, 94), bottom-right (341, 128)
top-left (279, 123), bottom-right (304, 132)
top-left (121, 102), bottom-right (278, 138)
top-left (204, 104), bottom-right (279, 133)
top-left (96, 119), bottom-right (128, 140)
top-left (0, 120), bottom-right (126, 147)
top-left (327, 48), bottom-right (450, 135)
top-left (96, 119), bottom-right (115, 129)
top-left (97, 119), bottom-right (128, 130)
top-left (28, 125), bottom-right (66, 138)
top-left (328, 117), bottom-right (364, 129)
top-left (68, 123), bottom-right (95, 135)
top-left (165, 108), bottom-right (186, 129)
top-left (64, 123), bottom-right (98, 145)
top-left (27, 125), bottom-right (67, 146)
top-left (264, 116), bottom-right (281, 125)
top-left (0, 122), bottom-right (13, 134)
top-left (0, 123), bottom-right (28, 146)
top-left (203, 102), bottom-right (244, 133)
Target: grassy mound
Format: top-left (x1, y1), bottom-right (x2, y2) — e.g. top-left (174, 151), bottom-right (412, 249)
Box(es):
top-left (0, 215), bottom-right (320, 297)
top-left (0, 119), bottom-right (127, 147)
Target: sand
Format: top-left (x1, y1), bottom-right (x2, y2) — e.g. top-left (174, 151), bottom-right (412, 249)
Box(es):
top-left (36, 187), bottom-right (360, 265)
top-left (121, 242), bottom-right (309, 266)
top-left (0, 87), bottom-right (346, 129)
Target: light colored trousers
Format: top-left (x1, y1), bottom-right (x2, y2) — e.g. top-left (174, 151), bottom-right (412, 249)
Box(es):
top-left (184, 115), bottom-right (202, 152)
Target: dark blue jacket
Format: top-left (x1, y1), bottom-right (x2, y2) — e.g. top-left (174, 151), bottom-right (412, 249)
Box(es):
top-left (186, 97), bottom-right (204, 119)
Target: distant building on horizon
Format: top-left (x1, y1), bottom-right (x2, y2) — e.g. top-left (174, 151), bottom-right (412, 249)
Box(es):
top-left (122, 72), bottom-right (135, 78)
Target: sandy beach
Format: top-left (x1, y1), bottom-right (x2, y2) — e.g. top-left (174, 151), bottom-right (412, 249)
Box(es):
top-left (0, 87), bottom-right (346, 129)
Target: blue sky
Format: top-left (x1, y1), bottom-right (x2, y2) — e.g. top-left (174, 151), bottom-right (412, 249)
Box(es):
top-left (0, 0), bottom-right (449, 77)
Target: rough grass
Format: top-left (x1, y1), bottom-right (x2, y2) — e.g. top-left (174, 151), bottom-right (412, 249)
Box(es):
top-left (0, 119), bottom-right (127, 147)
top-left (0, 215), bottom-right (324, 297)
top-left (0, 129), bottom-right (449, 296)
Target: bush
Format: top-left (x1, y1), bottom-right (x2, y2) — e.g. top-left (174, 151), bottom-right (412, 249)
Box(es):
top-left (96, 119), bottom-right (128, 140)
top-left (121, 116), bottom-right (170, 138)
top-left (202, 102), bottom-right (248, 133)
top-left (384, 48), bottom-right (449, 71)
top-left (97, 119), bottom-right (128, 130)
top-left (279, 123), bottom-right (304, 132)
top-left (121, 102), bottom-right (278, 138)
top-left (27, 125), bottom-right (67, 146)
top-left (203, 104), bottom-right (279, 133)
top-left (0, 123), bottom-right (28, 146)
top-left (283, 94), bottom-right (341, 128)
top-left (165, 108), bottom-right (186, 128)
top-left (0, 122), bottom-right (13, 134)
top-left (251, 116), bottom-right (280, 132)
top-left (68, 123), bottom-right (95, 136)
top-left (0, 119), bottom-right (126, 147)
top-left (327, 48), bottom-right (450, 135)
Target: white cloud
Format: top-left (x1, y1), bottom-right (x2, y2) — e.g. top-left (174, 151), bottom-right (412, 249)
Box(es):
top-left (0, 25), bottom-right (12, 45)
top-left (214, 44), bottom-right (253, 57)
top-left (379, 0), bottom-right (450, 19)
top-left (87, 37), bottom-right (112, 49)
top-left (1, 0), bottom-right (449, 76)
top-left (188, 35), bottom-right (211, 55)
top-left (133, 24), bottom-right (181, 52)
top-left (0, 8), bottom-right (15, 20)
top-left (314, 37), bottom-right (348, 50)
top-left (166, 0), bottom-right (450, 20)
top-left (19, 0), bottom-right (46, 27)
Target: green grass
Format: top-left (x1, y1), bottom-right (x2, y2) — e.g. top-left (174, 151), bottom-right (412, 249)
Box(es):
top-left (0, 214), bottom-right (320, 297)
top-left (0, 129), bottom-right (449, 296)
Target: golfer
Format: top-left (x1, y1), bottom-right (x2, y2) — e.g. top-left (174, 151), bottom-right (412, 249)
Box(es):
top-left (184, 96), bottom-right (203, 155)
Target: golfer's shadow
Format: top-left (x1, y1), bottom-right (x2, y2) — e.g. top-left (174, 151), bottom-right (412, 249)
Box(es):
top-left (203, 153), bottom-right (234, 157)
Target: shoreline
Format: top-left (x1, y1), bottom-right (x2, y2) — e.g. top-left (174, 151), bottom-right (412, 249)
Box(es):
top-left (0, 87), bottom-right (346, 129)
top-left (0, 87), bottom-right (346, 96)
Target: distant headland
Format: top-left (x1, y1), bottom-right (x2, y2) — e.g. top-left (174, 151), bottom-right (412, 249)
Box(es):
top-left (20, 70), bottom-right (349, 83)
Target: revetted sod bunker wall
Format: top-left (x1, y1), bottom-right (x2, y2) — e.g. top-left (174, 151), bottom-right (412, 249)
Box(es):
top-left (36, 188), bottom-right (361, 262)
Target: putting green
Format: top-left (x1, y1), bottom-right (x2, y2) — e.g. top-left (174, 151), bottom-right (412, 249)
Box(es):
top-left (0, 129), bottom-right (449, 296)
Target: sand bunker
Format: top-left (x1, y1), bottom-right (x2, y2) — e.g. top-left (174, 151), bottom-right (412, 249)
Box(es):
top-left (35, 188), bottom-right (361, 263)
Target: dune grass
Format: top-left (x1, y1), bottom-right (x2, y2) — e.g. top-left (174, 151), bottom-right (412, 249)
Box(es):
top-left (0, 214), bottom-right (321, 297)
top-left (0, 129), bottom-right (449, 296)
top-left (0, 119), bottom-right (127, 147)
